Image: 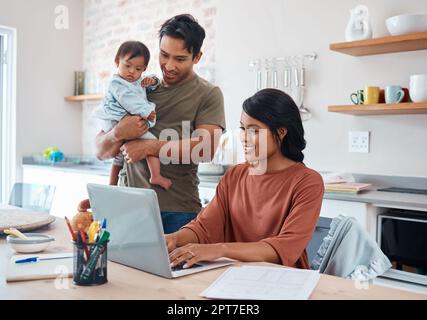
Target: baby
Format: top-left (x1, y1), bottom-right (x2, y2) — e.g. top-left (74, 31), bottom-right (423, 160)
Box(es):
top-left (94, 40), bottom-right (172, 190)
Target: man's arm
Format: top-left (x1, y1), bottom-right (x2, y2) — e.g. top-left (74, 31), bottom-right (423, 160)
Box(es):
top-left (95, 130), bottom-right (121, 160)
top-left (96, 115), bottom-right (149, 160)
top-left (120, 124), bottom-right (223, 164)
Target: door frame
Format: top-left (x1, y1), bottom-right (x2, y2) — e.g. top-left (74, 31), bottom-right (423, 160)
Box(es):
top-left (0, 25), bottom-right (17, 203)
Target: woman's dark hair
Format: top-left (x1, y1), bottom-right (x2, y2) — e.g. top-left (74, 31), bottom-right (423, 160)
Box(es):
top-left (114, 41), bottom-right (150, 66)
top-left (242, 88), bottom-right (306, 162)
top-left (159, 14), bottom-right (206, 59)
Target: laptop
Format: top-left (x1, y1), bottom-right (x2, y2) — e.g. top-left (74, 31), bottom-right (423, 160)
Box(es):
top-left (86, 183), bottom-right (232, 278)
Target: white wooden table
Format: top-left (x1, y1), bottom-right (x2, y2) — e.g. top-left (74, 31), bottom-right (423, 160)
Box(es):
top-left (0, 219), bottom-right (426, 300)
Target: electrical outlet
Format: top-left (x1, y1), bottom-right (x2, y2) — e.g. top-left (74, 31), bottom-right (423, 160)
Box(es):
top-left (349, 131), bottom-right (370, 153)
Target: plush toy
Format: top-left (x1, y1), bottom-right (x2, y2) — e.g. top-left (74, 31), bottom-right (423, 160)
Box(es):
top-left (42, 147), bottom-right (64, 162)
top-left (71, 211), bottom-right (94, 233)
top-left (49, 150), bottom-right (64, 162)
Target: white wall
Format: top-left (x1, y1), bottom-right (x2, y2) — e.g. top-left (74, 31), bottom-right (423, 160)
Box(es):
top-left (215, 0), bottom-right (427, 177)
top-left (0, 0), bottom-right (83, 179)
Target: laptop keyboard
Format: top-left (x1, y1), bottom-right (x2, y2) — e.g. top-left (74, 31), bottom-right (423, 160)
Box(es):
top-left (171, 262), bottom-right (203, 271)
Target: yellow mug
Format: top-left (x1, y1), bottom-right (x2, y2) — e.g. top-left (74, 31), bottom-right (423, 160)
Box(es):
top-left (363, 86), bottom-right (380, 105)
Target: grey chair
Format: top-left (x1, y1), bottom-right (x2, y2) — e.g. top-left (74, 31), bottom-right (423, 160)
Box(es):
top-left (309, 215), bottom-right (392, 280)
top-left (8, 183), bottom-right (56, 213)
top-left (307, 216), bottom-right (332, 264)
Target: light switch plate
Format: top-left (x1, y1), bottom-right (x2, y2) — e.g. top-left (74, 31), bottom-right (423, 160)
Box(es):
top-left (349, 131), bottom-right (370, 153)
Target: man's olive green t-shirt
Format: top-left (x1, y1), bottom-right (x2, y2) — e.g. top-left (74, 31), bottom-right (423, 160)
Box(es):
top-left (119, 75), bottom-right (225, 213)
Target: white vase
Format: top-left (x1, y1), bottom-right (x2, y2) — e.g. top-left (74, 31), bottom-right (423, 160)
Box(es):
top-left (345, 5), bottom-right (373, 41)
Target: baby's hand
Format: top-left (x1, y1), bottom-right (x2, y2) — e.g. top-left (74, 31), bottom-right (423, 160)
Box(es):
top-left (148, 111), bottom-right (156, 122)
top-left (141, 77), bottom-right (157, 87)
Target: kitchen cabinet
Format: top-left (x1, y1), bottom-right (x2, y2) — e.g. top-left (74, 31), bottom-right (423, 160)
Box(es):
top-left (198, 176), bottom-right (221, 207)
top-left (199, 186), bottom-right (217, 207)
top-left (329, 32), bottom-right (427, 116)
top-left (22, 166), bottom-right (109, 217)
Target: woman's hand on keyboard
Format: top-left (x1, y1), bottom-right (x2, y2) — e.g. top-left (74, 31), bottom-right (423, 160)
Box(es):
top-left (165, 233), bottom-right (178, 252)
top-left (169, 243), bottom-right (223, 269)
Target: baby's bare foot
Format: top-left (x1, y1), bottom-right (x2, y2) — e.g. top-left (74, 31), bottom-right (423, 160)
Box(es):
top-left (150, 176), bottom-right (172, 190)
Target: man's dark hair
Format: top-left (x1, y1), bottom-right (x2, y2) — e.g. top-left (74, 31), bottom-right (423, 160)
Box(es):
top-left (114, 41), bottom-right (150, 66)
top-left (159, 14), bottom-right (206, 59)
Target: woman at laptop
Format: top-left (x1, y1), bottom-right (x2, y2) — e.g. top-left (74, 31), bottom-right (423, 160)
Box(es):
top-left (167, 88), bottom-right (324, 269)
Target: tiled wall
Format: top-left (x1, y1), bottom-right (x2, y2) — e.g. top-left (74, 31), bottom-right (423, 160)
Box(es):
top-left (82, 0), bottom-right (217, 154)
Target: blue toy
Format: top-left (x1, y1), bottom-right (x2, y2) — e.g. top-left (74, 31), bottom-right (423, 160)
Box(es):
top-left (42, 147), bottom-right (64, 163)
top-left (49, 150), bottom-right (64, 162)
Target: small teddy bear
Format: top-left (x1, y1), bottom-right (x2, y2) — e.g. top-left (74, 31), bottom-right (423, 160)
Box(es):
top-left (71, 210), bottom-right (93, 233)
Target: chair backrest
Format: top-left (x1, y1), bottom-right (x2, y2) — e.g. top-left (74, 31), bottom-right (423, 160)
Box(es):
top-left (307, 216), bottom-right (332, 264)
top-left (8, 183), bottom-right (56, 213)
top-left (309, 215), bottom-right (392, 280)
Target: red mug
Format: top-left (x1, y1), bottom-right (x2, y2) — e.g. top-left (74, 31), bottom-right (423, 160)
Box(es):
top-left (402, 88), bottom-right (410, 102)
top-left (379, 89), bottom-right (385, 103)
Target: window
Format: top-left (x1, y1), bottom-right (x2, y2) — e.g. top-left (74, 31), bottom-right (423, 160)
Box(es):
top-left (0, 26), bottom-right (16, 203)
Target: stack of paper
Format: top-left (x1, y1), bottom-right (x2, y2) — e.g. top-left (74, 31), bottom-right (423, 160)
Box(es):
top-left (324, 182), bottom-right (371, 194)
top-left (201, 266), bottom-right (320, 300)
top-left (321, 172), bottom-right (355, 184)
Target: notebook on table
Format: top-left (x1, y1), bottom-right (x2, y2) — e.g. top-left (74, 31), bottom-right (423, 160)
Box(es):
top-left (6, 252), bottom-right (73, 282)
top-left (324, 182), bottom-right (371, 194)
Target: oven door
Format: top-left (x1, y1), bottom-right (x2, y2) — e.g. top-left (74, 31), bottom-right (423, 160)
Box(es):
top-left (377, 211), bottom-right (427, 286)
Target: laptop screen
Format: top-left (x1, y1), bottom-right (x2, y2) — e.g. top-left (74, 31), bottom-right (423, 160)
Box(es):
top-left (87, 184), bottom-right (173, 278)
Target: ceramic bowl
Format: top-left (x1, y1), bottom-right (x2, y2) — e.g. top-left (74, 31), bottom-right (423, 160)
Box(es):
top-left (409, 88), bottom-right (427, 103)
top-left (386, 14), bottom-right (427, 36)
top-left (7, 233), bottom-right (55, 253)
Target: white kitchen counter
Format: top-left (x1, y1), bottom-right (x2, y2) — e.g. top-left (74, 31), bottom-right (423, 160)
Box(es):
top-left (22, 163), bottom-right (110, 176)
top-left (23, 159), bottom-right (427, 212)
top-left (323, 189), bottom-right (427, 211)
top-left (200, 178), bottom-right (427, 211)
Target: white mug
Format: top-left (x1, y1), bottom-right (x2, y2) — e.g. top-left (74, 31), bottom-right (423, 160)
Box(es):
top-left (409, 74), bottom-right (427, 103)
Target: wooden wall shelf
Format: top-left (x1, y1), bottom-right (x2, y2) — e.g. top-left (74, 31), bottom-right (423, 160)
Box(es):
top-left (328, 102), bottom-right (427, 115)
top-left (64, 94), bottom-right (103, 102)
top-left (330, 32), bottom-right (427, 56)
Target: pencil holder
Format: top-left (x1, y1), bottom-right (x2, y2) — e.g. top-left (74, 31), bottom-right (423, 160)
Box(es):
top-left (72, 239), bottom-right (108, 286)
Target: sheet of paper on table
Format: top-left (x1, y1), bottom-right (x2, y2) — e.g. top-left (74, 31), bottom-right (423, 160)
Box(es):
top-left (201, 265), bottom-right (320, 300)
